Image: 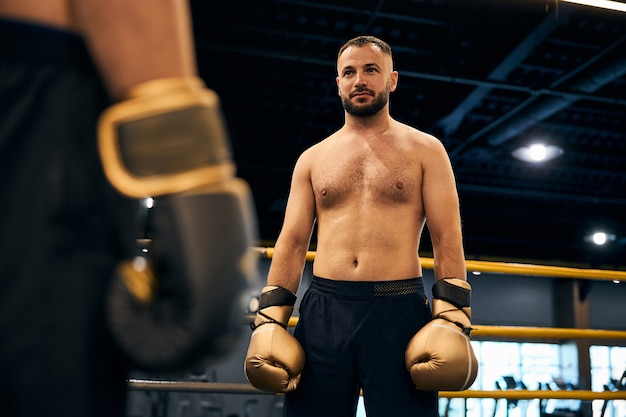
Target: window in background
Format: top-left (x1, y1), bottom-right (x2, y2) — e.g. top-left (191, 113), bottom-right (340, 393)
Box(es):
top-left (354, 341), bottom-right (625, 417)
top-left (444, 341), bottom-right (564, 417)
top-left (590, 345), bottom-right (626, 417)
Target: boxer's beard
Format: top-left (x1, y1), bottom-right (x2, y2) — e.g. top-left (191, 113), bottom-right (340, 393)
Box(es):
top-left (341, 82), bottom-right (390, 117)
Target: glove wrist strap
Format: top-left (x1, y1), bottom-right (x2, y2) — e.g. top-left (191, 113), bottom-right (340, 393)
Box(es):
top-left (258, 286), bottom-right (297, 309)
top-left (432, 278), bottom-right (473, 337)
top-left (250, 286), bottom-right (297, 330)
top-left (432, 278), bottom-right (471, 309)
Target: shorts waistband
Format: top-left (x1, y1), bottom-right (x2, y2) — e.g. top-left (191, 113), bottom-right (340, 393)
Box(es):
top-left (311, 275), bottom-right (424, 298)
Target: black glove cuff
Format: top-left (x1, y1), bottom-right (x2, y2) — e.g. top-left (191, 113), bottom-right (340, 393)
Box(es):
top-left (258, 286), bottom-right (297, 310)
top-left (432, 279), bottom-right (471, 309)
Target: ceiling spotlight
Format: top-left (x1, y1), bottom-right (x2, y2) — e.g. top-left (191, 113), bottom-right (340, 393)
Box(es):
top-left (584, 231), bottom-right (617, 245)
top-left (529, 144), bottom-right (547, 161)
top-left (512, 143), bottom-right (564, 163)
top-left (593, 232), bottom-right (608, 245)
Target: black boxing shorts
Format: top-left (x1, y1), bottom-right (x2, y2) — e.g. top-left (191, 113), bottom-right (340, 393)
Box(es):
top-left (284, 275), bottom-right (438, 417)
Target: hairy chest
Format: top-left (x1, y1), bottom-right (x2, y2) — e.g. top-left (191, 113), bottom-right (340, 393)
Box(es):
top-left (312, 147), bottom-right (422, 209)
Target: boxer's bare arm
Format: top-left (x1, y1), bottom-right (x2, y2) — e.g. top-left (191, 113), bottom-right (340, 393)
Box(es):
top-left (422, 137), bottom-right (466, 281)
top-left (0, 0), bottom-right (197, 99)
top-left (73, 0), bottom-right (197, 99)
top-left (0, 0), bottom-right (74, 31)
top-left (266, 149), bottom-right (317, 294)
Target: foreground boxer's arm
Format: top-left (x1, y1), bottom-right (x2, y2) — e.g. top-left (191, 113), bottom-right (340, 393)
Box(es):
top-left (405, 138), bottom-right (478, 391)
top-left (72, 0), bottom-right (196, 99)
top-left (244, 151), bottom-right (315, 392)
top-left (68, 0), bottom-right (258, 371)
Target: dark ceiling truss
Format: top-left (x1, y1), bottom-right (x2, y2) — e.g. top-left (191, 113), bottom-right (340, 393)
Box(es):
top-left (445, 15), bottom-right (626, 155)
top-left (272, 0), bottom-right (448, 28)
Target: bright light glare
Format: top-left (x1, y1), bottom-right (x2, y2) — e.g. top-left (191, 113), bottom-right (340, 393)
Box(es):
top-left (132, 256), bottom-right (147, 271)
top-left (529, 144), bottom-right (547, 161)
top-left (584, 231), bottom-right (617, 245)
top-left (562, 0), bottom-right (626, 12)
top-left (592, 232), bottom-right (608, 245)
top-left (144, 197), bottom-right (154, 208)
top-left (512, 143), bottom-right (563, 163)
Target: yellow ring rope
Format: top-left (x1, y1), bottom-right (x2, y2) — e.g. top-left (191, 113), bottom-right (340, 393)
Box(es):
top-left (127, 380), bottom-right (626, 400)
top-left (281, 317), bottom-right (626, 340)
top-left (254, 247), bottom-right (626, 282)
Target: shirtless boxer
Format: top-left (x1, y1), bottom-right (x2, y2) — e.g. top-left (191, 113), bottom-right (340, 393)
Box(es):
top-left (245, 35), bottom-right (476, 417)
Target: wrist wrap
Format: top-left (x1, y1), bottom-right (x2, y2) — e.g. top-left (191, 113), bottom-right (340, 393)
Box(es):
top-left (250, 286), bottom-right (297, 330)
top-left (432, 278), bottom-right (471, 309)
top-left (258, 286), bottom-right (297, 310)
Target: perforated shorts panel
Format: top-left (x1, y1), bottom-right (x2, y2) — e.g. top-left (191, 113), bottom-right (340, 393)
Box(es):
top-left (309, 275), bottom-right (423, 298)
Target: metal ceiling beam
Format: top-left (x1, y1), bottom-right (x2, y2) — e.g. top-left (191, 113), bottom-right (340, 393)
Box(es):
top-left (447, 35), bottom-right (626, 157)
top-left (435, 8), bottom-right (566, 137)
top-left (272, 0), bottom-right (446, 27)
top-left (486, 38), bottom-right (626, 147)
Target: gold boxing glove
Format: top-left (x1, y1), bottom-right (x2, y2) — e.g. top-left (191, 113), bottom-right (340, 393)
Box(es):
top-left (405, 278), bottom-right (478, 391)
top-left (100, 77), bottom-right (258, 371)
top-left (245, 286), bottom-right (305, 393)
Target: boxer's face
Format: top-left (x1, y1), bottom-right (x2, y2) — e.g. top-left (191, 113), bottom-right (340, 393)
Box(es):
top-left (336, 43), bottom-right (398, 117)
